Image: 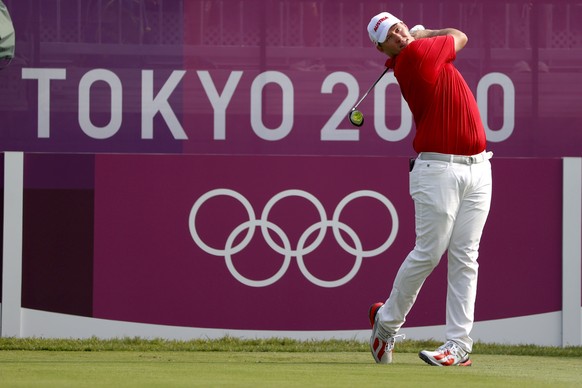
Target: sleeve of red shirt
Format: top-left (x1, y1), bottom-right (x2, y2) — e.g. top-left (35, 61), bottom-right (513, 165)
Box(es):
top-left (414, 35), bottom-right (456, 83)
top-left (384, 35), bottom-right (454, 69)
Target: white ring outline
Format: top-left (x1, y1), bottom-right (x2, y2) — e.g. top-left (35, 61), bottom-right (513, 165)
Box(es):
top-left (188, 189), bottom-right (256, 256)
top-left (189, 189), bottom-right (399, 287)
top-left (296, 220), bottom-right (363, 288)
top-left (332, 190), bottom-right (399, 257)
top-left (260, 189), bottom-right (327, 256)
top-left (224, 220), bottom-right (292, 287)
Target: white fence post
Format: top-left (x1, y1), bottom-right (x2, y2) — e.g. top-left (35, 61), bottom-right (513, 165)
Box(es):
top-left (1, 152), bottom-right (24, 338)
top-left (562, 157), bottom-right (582, 347)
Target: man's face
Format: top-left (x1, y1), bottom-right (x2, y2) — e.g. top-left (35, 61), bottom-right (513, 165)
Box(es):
top-left (377, 22), bottom-right (413, 57)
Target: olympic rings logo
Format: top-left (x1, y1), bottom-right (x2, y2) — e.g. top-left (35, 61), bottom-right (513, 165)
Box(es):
top-left (188, 189), bottom-right (399, 288)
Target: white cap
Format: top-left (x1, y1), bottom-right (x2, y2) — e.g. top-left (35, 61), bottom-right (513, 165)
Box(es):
top-left (367, 12), bottom-right (402, 45)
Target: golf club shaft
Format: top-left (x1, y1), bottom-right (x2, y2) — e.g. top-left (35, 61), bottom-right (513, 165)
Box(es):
top-left (352, 67), bottom-right (389, 110)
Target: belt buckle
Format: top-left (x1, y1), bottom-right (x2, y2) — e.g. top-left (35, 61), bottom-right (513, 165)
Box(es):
top-left (467, 156), bottom-right (475, 165)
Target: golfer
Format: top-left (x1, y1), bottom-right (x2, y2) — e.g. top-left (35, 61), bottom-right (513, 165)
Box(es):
top-left (366, 12), bottom-right (493, 366)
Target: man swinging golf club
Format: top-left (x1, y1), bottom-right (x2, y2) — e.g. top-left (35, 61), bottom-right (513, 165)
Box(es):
top-left (366, 12), bottom-right (493, 366)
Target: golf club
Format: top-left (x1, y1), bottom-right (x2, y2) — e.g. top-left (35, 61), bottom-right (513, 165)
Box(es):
top-left (348, 67), bottom-right (389, 127)
top-left (348, 25), bottom-right (424, 127)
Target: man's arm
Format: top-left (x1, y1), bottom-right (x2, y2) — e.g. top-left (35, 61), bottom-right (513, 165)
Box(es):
top-left (411, 28), bottom-right (468, 53)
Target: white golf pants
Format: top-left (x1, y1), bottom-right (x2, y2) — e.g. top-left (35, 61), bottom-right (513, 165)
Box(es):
top-left (378, 151), bottom-right (493, 353)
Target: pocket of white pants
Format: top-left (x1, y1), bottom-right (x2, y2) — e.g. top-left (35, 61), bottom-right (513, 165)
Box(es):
top-left (418, 160), bottom-right (449, 175)
top-left (410, 160), bottom-right (451, 201)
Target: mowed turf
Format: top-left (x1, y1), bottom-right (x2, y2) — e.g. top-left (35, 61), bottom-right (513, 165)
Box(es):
top-left (0, 350), bottom-right (581, 387)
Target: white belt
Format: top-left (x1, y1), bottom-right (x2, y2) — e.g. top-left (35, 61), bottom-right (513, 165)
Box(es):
top-left (418, 151), bottom-right (493, 165)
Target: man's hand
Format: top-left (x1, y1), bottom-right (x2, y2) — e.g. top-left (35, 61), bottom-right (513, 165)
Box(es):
top-left (409, 25), bottom-right (425, 36)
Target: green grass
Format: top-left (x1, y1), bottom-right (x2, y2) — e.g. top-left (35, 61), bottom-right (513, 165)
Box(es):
top-left (0, 338), bottom-right (581, 387)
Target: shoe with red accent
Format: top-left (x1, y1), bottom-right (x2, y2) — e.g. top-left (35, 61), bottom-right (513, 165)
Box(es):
top-left (370, 307), bottom-right (405, 364)
top-left (418, 340), bottom-right (472, 366)
top-left (368, 302), bottom-right (384, 327)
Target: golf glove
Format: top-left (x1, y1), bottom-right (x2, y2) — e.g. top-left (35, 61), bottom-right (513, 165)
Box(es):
top-left (410, 25), bottom-right (425, 34)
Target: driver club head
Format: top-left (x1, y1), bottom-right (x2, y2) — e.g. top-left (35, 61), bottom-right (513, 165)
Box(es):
top-left (348, 108), bottom-right (364, 127)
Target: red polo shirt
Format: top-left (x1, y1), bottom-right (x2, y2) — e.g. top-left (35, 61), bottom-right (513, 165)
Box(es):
top-left (386, 35), bottom-right (486, 156)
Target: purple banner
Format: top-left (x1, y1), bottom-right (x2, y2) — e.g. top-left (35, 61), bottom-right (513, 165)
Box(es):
top-left (0, 0), bottom-right (581, 157)
top-left (92, 155), bottom-right (414, 329)
top-left (84, 154), bottom-right (560, 330)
